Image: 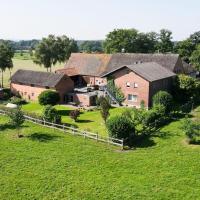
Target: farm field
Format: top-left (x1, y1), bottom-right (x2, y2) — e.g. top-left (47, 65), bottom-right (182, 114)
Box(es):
top-left (22, 102), bottom-right (126, 136)
top-left (3, 54), bottom-right (63, 88)
top-left (1, 113), bottom-right (200, 199)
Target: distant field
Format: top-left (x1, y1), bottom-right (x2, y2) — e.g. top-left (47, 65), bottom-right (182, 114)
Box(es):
top-left (3, 53), bottom-right (64, 88)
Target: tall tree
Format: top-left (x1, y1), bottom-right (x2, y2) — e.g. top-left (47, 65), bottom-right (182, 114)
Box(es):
top-left (103, 29), bottom-right (138, 53)
top-left (190, 44), bottom-right (200, 71)
top-left (174, 39), bottom-right (195, 63)
top-left (0, 41), bottom-right (14, 88)
top-left (190, 31), bottom-right (200, 46)
top-left (34, 35), bottom-right (78, 72)
top-left (156, 29), bottom-right (173, 53)
top-left (80, 41), bottom-right (103, 53)
top-left (136, 32), bottom-right (158, 53)
top-left (8, 107), bottom-right (25, 137)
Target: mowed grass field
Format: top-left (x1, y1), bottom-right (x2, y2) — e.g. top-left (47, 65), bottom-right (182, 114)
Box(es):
top-left (1, 114), bottom-right (200, 199)
top-left (22, 102), bottom-right (127, 136)
top-left (3, 53), bottom-right (63, 88)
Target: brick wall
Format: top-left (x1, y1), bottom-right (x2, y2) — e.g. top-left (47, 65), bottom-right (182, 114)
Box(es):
top-left (11, 83), bottom-right (47, 101)
top-left (111, 68), bottom-right (150, 108)
top-left (11, 75), bottom-right (74, 103)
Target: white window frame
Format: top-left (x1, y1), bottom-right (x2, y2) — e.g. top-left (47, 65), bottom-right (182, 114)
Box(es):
top-left (128, 94), bottom-right (138, 102)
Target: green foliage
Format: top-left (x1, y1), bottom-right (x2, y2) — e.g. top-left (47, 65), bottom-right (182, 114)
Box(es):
top-left (153, 91), bottom-right (173, 113)
top-left (190, 31), bottom-right (200, 46)
top-left (2, 88), bottom-right (12, 100)
top-left (182, 118), bottom-right (200, 144)
top-left (0, 40), bottom-right (14, 87)
top-left (174, 39), bottom-right (195, 63)
top-left (38, 90), bottom-right (60, 106)
top-left (190, 44), bottom-right (200, 71)
top-left (103, 29), bottom-right (158, 53)
top-left (43, 105), bottom-right (61, 124)
top-left (69, 109), bottom-right (80, 122)
top-left (173, 74), bottom-right (200, 102)
top-left (10, 96), bottom-right (26, 105)
top-left (80, 41), bottom-right (103, 53)
top-left (34, 35), bottom-right (78, 72)
top-left (106, 115), bottom-right (135, 139)
top-left (140, 100), bottom-right (145, 109)
top-left (107, 79), bottom-right (125, 104)
top-left (8, 107), bottom-right (25, 137)
top-left (99, 96), bottom-right (111, 123)
top-left (103, 29), bottom-right (138, 53)
top-left (156, 29), bottom-right (173, 53)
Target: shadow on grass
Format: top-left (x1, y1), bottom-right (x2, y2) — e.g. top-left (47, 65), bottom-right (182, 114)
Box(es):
top-left (127, 135), bottom-right (156, 149)
top-left (57, 109), bottom-right (72, 116)
top-left (76, 119), bottom-right (93, 123)
top-left (27, 132), bottom-right (62, 142)
top-left (0, 123), bottom-right (28, 132)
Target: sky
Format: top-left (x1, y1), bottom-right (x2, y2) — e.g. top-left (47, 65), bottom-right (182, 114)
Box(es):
top-left (0, 0), bottom-right (199, 41)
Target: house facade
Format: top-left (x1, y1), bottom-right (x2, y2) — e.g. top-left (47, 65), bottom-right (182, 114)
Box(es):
top-left (11, 53), bottom-right (187, 108)
top-left (101, 62), bottom-right (176, 107)
top-left (11, 70), bottom-right (74, 102)
top-left (55, 53), bottom-right (184, 107)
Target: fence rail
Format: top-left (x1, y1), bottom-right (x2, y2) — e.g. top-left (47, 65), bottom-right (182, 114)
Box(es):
top-left (0, 109), bottom-right (124, 149)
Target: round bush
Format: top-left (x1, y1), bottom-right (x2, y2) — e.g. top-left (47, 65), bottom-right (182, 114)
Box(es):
top-left (153, 91), bottom-right (173, 113)
top-left (38, 90), bottom-right (60, 106)
top-left (106, 115), bottom-right (135, 139)
top-left (43, 105), bottom-right (61, 124)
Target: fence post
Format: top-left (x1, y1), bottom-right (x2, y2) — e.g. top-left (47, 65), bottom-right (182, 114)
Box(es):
top-left (84, 131), bottom-right (86, 139)
top-left (44, 118), bottom-right (45, 126)
top-left (63, 124), bottom-right (65, 132)
top-left (121, 139), bottom-right (124, 151)
top-left (96, 133), bottom-right (98, 142)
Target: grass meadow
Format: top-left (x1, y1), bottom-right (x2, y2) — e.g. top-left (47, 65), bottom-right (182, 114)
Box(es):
top-left (1, 113), bottom-right (200, 199)
top-left (22, 102), bottom-right (126, 136)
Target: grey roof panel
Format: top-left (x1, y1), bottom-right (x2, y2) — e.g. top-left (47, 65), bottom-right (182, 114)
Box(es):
top-left (11, 70), bottom-right (65, 87)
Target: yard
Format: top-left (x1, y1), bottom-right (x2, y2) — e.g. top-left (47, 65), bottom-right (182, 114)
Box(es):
top-left (22, 102), bottom-right (126, 136)
top-left (1, 111), bottom-right (200, 199)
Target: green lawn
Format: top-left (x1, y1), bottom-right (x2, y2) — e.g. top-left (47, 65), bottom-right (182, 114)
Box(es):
top-left (22, 102), bottom-right (126, 136)
top-left (1, 114), bottom-right (200, 199)
top-left (3, 57), bottom-right (63, 88)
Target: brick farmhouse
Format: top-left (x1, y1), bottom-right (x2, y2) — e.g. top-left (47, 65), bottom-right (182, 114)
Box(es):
top-left (11, 70), bottom-right (74, 102)
top-left (11, 53), bottom-right (193, 108)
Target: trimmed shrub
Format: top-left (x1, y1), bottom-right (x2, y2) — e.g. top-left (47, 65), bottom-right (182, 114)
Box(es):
top-left (2, 88), bottom-right (12, 100)
top-left (153, 91), bottom-right (173, 113)
top-left (106, 115), bottom-right (135, 139)
top-left (182, 118), bottom-right (200, 144)
top-left (99, 96), bottom-right (111, 123)
top-left (69, 110), bottom-right (80, 122)
top-left (38, 90), bottom-right (60, 106)
top-left (43, 105), bottom-right (61, 124)
top-left (10, 96), bottom-right (26, 105)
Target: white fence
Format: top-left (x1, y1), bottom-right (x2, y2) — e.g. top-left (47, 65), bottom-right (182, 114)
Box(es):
top-left (0, 109), bottom-right (124, 149)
